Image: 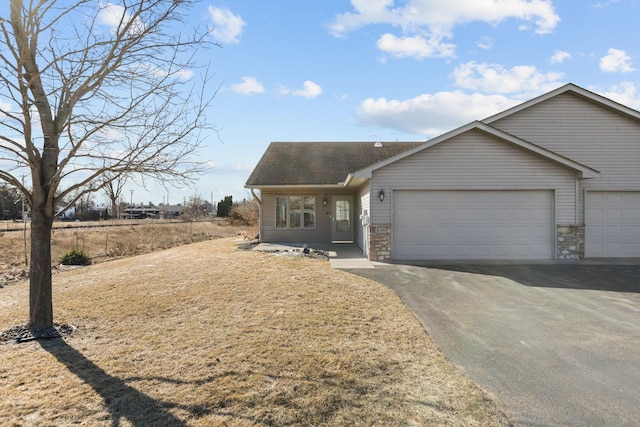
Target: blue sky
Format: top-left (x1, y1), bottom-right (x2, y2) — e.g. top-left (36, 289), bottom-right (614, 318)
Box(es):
top-left (4, 1), bottom-right (640, 206)
top-left (182, 0), bottom-right (640, 206)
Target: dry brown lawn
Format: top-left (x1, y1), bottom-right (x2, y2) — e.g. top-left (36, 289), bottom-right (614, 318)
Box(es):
top-left (0, 237), bottom-right (512, 426)
top-left (0, 220), bottom-right (247, 279)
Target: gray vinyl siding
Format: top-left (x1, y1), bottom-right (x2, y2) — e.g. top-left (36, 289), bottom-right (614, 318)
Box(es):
top-left (260, 191), bottom-right (333, 243)
top-left (371, 129), bottom-right (578, 225)
top-left (357, 183), bottom-right (371, 252)
top-left (490, 92), bottom-right (640, 221)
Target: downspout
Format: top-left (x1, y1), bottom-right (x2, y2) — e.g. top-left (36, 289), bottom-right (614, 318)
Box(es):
top-left (575, 177), bottom-right (579, 224)
top-left (250, 188), bottom-right (261, 205)
top-left (250, 188), bottom-right (262, 242)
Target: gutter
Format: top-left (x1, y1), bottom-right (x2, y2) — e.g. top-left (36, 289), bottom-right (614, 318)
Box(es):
top-left (342, 173), bottom-right (354, 187)
top-left (250, 188), bottom-right (261, 205)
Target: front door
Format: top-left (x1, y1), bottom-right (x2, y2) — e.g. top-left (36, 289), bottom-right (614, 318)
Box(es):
top-left (332, 196), bottom-right (353, 242)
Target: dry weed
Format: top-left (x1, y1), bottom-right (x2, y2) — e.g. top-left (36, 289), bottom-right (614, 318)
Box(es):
top-left (0, 238), bottom-right (511, 426)
top-left (0, 220), bottom-right (246, 285)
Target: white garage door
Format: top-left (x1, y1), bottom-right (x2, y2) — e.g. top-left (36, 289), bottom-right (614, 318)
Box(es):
top-left (394, 190), bottom-right (554, 260)
top-left (585, 191), bottom-right (640, 257)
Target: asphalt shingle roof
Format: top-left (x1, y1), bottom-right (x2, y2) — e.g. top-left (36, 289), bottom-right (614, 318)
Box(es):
top-left (245, 141), bottom-right (424, 186)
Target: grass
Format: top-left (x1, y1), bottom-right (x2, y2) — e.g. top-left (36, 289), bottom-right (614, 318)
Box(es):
top-left (0, 237), bottom-right (511, 426)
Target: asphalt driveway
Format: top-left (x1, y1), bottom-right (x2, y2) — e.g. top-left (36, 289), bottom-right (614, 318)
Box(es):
top-left (346, 262), bottom-right (640, 427)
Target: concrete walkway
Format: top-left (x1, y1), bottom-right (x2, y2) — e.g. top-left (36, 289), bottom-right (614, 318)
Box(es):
top-left (253, 242), bottom-right (376, 269)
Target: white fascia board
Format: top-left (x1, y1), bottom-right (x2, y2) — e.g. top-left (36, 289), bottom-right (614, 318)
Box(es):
top-left (483, 83), bottom-right (640, 124)
top-left (244, 184), bottom-right (345, 190)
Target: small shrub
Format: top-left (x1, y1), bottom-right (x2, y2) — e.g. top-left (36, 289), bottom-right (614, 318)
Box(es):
top-left (59, 248), bottom-right (92, 266)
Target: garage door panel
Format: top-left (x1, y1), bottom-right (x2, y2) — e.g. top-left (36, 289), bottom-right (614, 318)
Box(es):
top-left (625, 209), bottom-right (640, 221)
top-left (394, 190), bottom-right (554, 260)
top-left (586, 191), bottom-right (640, 257)
top-left (585, 225), bottom-right (603, 239)
top-left (605, 210), bottom-right (622, 221)
top-left (453, 226), bottom-right (492, 240)
top-left (626, 225), bottom-right (640, 238)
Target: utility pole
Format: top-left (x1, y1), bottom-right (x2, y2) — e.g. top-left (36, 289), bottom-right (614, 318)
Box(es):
top-left (20, 174), bottom-right (26, 223)
top-left (130, 189), bottom-right (134, 219)
top-left (20, 174), bottom-right (27, 266)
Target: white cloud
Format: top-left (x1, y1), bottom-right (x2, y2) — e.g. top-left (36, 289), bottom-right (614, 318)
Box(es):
top-left (599, 48), bottom-right (635, 73)
top-left (290, 81), bottom-right (322, 99)
top-left (327, 0), bottom-right (398, 37)
top-left (477, 36), bottom-right (493, 50)
top-left (210, 162), bottom-right (255, 175)
top-left (231, 77), bottom-right (265, 95)
top-left (208, 6), bottom-right (246, 44)
top-left (330, 0), bottom-right (560, 35)
top-left (595, 82), bottom-right (640, 109)
top-left (0, 100), bottom-right (12, 113)
top-left (356, 91), bottom-right (520, 137)
top-left (593, 0), bottom-right (621, 8)
top-left (452, 61), bottom-right (564, 95)
top-left (376, 33), bottom-right (456, 59)
top-left (550, 50), bottom-right (571, 64)
top-left (328, 0), bottom-right (560, 59)
top-left (97, 2), bottom-right (145, 34)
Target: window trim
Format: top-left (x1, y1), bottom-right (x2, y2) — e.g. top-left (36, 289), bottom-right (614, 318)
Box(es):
top-left (275, 195), bottom-right (316, 229)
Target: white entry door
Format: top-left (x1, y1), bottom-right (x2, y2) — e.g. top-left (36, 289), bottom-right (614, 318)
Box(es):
top-left (332, 196), bottom-right (353, 242)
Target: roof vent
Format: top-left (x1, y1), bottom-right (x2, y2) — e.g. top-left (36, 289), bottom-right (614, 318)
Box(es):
top-left (374, 142), bottom-right (383, 148)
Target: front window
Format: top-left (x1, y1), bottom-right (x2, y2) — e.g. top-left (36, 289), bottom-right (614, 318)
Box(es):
top-left (303, 196), bottom-right (316, 228)
top-left (276, 196), bottom-right (287, 228)
top-left (276, 195), bottom-right (316, 229)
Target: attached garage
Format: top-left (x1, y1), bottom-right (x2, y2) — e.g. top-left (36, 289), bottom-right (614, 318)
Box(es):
top-left (585, 191), bottom-right (640, 257)
top-left (393, 190), bottom-right (555, 260)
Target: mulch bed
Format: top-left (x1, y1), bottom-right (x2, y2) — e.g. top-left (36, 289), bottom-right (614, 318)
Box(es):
top-left (237, 240), bottom-right (330, 260)
top-left (0, 323), bottom-right (76, 344)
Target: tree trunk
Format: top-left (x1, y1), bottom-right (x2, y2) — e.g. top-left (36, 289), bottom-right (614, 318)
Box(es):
top-left (29, 208), bottom-right (54, 330)
top-left (111, 196), bottom-right (119, 220)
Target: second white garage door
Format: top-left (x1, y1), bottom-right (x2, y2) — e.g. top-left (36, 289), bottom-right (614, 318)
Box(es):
top-left (394, 190), bottom-right (554, 260)
top-left (585, 191), bottom-right (640, 257)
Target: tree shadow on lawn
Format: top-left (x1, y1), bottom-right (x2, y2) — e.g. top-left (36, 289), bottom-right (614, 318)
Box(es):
top-left (38, 338), bottom-right (312, 426)
top-left (39, 338), bottom-right (187, 426)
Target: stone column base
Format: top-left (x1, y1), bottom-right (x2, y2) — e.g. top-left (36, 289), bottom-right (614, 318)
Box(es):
top-left (557, 225), bottom-right (585, 260)
top-left (369, 225), bottom-right (392, 261)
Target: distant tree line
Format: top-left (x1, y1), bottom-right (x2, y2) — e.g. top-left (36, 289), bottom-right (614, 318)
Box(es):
top-left (216, 196), bottom-right (234, 218)
top-left (215, 195), bottom-right (258, 226)
top-left (0, 185), bottom-right (22, 220)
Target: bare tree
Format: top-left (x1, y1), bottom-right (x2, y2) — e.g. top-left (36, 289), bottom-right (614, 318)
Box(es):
top-left (102, 173), bottom-right (128, 219)
top-left (183, 194), bottom-right (210, 220)
top-left (0, 0), bottom-right (215, 331)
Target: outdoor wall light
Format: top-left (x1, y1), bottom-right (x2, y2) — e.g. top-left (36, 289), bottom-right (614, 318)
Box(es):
top-left (323, 198), bottom-right (327, 206)
top-left (379, 189), bottom-right (385, 202)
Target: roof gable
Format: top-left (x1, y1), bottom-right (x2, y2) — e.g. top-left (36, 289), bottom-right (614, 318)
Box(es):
top-left (483, 83), bottom-right (640, 124)
top-left (245, 141), bottom-right (423, 187)
top-left (354, 121), bottom-right (599, 179)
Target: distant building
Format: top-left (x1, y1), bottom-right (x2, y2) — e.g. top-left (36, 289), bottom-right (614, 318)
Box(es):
top-left (120, 204), bottom-right (183, 219)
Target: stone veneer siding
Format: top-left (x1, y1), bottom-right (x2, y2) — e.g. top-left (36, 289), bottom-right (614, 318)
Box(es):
top-left (369, 225), bottom-right (392, 261)
top-left (557, 224), bottom-right (585, 260)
